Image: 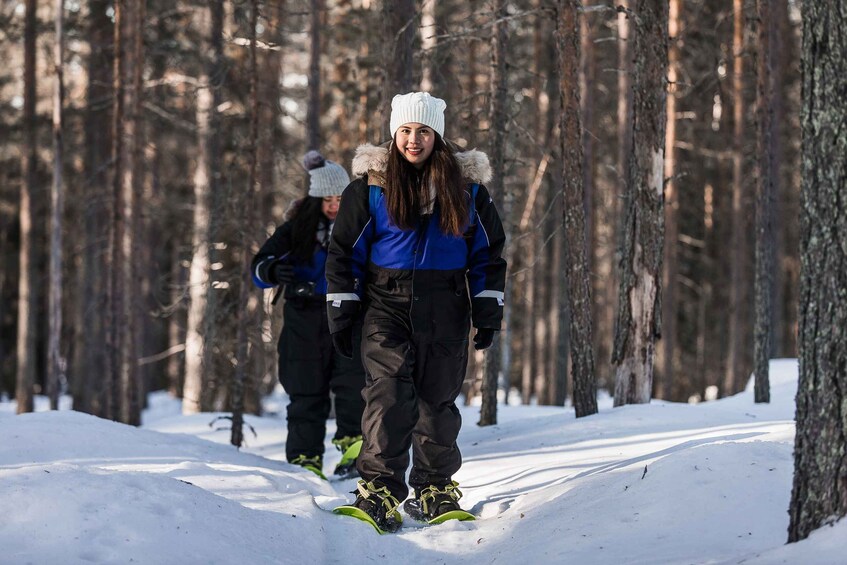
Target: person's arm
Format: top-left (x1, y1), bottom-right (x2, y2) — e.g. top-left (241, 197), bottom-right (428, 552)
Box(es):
top-left (251, 222), bottom-right (293, 289)
top-left (466, 183), bottom-right (507, 330)
top-left (326, 178), bottom-right (372, 333)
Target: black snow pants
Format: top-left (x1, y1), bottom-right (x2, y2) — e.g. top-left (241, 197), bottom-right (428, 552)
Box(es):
top-left (356, 266), bottom-right (471, 501)
top-left (278, 297), bottom-right (365, 462)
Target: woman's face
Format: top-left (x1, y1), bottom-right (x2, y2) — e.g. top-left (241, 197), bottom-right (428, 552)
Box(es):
top-left (394, 123), bottom-right (435, 169)
top-left (322, 195), bottom-right (342, 221)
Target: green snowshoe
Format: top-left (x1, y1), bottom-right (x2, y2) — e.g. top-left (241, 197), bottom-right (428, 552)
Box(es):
top-left (290, 454), bottom-right (327, 480)
top-left (333, 480), bottom-right (403, 534)
top-left (331, 435), bottom-right (363, 479)
top-left (403, 481), bottom-right (475, 524)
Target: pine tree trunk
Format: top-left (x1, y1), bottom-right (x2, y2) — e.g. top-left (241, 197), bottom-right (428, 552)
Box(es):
top-left (48, 0), bottom-right (65, 411)
top-left (74, 0), bottom-right (112, 416)
top-left (107, 0), bottom-right (143, 425)
top-left (16, 0), bottom-right (38, 415)
top-left (531, 2), bottom-right (550, 405)
top-left (232, 0), bottom-right (261, 447)
top-left (753, 0), bottom-right (774, 404)
top-left (183, 75), bottom-right (212, 414)
top-left (724, 0), bottom-right (747, 397)
top-left (420, 0), bottom-right (436, 91)
top-left (479, 0), bottom-right (510, 425)
top-left (558, 0), bottom-right (597, 418)
top-left (183, 1), bottom-right (222, 415)
top-left (126, 0), bottom-right (144, 425)
top-left (381, 0), bottom-right (415, 135)
top-left (612, 0), bottom-right (667, 407)
top-left (788, 0), bottom-right (847, 542)
top-left (167, 246), bottom-right (186, 397)
top-left (604, 0), bottom-right (632, 390)
top-left (659, 0), bottom-right (680, 401)
top-left (770, 0), bottom-right (787, 358)
top-left (553, 228), bottom-right (569, 406)
top-left (106, 0), bottom-right (125, 422)
top-left (203, 0), bottom-right (227, 407)
top-left (546, 50), bottom-right (567, 406)
top-left (521, 242), bottom-right (535, 404)
top-left (306, 0), bottom-right (321, 150)
top-left (580, 1), bottom-right (594, 278)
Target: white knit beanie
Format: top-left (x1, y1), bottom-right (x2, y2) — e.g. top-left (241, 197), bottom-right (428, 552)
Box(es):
top-left (303, 151), bottom-right (350, 197)
top-left (389, 92), bottom-right (447, 139)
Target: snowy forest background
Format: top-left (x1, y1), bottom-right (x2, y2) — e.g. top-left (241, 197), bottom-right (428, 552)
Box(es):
top-left (1, 0), bottom-right (803, 418)
top-left (1, 0), bottom-right (846, 551)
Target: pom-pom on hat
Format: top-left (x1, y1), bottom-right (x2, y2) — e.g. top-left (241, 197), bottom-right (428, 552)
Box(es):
top-left (303, 150), bottom-right (350, 197)
top-left (389, 92), bottom-right (446, 139)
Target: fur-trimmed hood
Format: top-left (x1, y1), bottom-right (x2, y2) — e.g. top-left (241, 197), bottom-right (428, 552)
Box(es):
top-left (283, 197), bottom-right (305, 222)
top-left (351, 142), bottom-right (492, 187)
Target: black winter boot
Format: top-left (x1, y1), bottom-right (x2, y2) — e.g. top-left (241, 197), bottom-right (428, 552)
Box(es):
top-left (403, 481), bottom-right (474, 523)
top-left (331, 435), bottom-right (362, 478)
top-left (334, 480), bottom-right (403, 533)
top-left (290, 454), bottom-right (326, 480)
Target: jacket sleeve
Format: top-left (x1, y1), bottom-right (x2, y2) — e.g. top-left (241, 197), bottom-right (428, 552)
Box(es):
top-left (466, 183), bottom-right (507, 329)
top-left (251, 221), bottom-right (293, 289)
top-left (326, 178), bottom-right (372, 333)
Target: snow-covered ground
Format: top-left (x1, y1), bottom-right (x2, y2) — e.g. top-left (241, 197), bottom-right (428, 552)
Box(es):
top-left (1, 359), bottom-right (844, 564)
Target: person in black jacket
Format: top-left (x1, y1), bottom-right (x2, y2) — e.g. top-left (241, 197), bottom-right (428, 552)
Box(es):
top-left (252, 151), bottom-right (365, 480)
top-left (326, 92), bottom-right (507, 531)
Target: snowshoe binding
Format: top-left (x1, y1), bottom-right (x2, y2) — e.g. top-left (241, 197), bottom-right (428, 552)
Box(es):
top-left (403, 481), bottom-right (475, 524)
top-left (290, 454), bottom-right (327, 480)
top-left (333, 480), bottom-right (403, 534)
top-left (331, 435), bottom-right (362, 479)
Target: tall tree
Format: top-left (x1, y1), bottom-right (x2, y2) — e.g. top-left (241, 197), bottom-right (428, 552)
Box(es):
top-left (787, 0), bottom-right (847, 542)
top-left (126, 0), bottom-right (145, 424)
top-left (183, 1), bottom-right (223, 415)
top-left (232, 0), bottom-right (261, 447)
top-left (106, 0), bottom-right (144, 424)
top-left (381, 0), bottom-right (415, 135)
top-left (724, 0), bottom-right (747, 397)
top-left (420, 0), bottom-right (436, 92)
top-left (752, 0), bottom-right (774, 404)
top-left (204, 0), bottom-right (229, 408)
top-left (48, 0), bottom-right (65, 410)
top-left (660, 0), bottom-right (681, 400)
top-left (105, 0), bottom-right (125, 421)
top-left (479, 0), bottom-right (510, 426)
top-left (74, 0), bottom-right (112, 416)
top-left (306, 0), bottom-right (322, 149)
top-left (612, 0), bottom-right (668, 406)
top-left (16, 0), bottom-right (37, 414)
top-left (599, 0), bottom-right (632, 390)
top-left (557, 0), bottom-right (596, 418)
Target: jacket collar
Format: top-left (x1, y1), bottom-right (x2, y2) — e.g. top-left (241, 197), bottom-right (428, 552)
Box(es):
top-left (351, 142), bottom-right (492, 188)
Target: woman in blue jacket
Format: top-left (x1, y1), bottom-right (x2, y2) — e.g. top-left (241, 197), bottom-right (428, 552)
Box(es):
top-left (326, 92), bottom-right (507, 531)
top-left (252, 152), bottom-right (365, 480)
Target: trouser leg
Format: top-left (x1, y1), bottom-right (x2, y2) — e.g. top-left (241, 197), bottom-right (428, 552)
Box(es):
top-left (330, 323), bottom-right (366, 440)
top-left (357, 315), bottom-right (417, 501)
top-left (279, 303), bottom-right (331, 462)
top-left (408, 335), bottom-right (469, 492)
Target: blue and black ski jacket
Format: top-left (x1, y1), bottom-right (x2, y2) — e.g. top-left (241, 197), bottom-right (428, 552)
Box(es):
top-left (325, 143), bottom-right (507, 335)
top-left (252, 201), bottom-right (332, 297)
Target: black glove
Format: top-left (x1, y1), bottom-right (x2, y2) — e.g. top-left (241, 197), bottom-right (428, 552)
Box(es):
top-left (332, 326), bottom-right (354, 359)
top-left (473, 328), bottom-right (496, 351)
top-left (269, 262), bottom-right (295, 286)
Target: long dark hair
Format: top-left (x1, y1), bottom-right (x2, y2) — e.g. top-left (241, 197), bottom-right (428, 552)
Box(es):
top-left (384, 134), bottom-right (468, 236)
top-left (289, 197), bottom-right (325, 261)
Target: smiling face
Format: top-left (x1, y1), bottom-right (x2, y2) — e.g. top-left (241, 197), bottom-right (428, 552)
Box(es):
top-left (394, 123), bottom-right (436, 169)
top-left (321, 195), bottom-right (342, 221)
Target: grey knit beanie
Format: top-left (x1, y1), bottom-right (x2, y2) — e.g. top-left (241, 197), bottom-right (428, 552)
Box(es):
top-left (389, 92), bottom-right (447, 139)
top-left (303, 150), bottom-right (350, 197)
